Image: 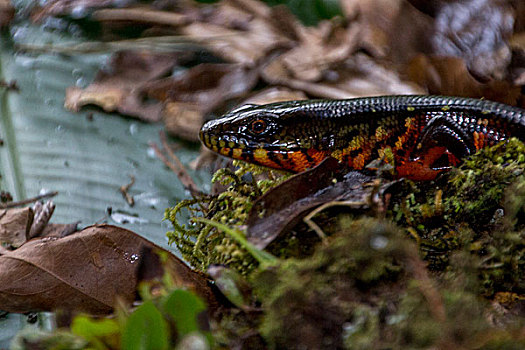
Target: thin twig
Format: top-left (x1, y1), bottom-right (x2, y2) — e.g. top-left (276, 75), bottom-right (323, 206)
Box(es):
top-left (0, 79), bottom-right (19, 92)
top-left (304, 200), bottom-right (367, 240)
top-left (406, 254), bottom-right (447, 323)
top-left (150, 136), bottom-right (202, 196)
top-left (0, 191), bottom-right (58, 209)
top-left (120, 175), bottom-right (136, 206)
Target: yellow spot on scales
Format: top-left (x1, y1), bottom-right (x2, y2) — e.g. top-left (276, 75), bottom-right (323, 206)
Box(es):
top-left (405, 117), bottom-right (414, 128)
top-left (253, 148), bottom-right (267, 160)
top-left (232, 148), bottom-right (243, 159)
top-left (375, 126), bottom-right (388, 141)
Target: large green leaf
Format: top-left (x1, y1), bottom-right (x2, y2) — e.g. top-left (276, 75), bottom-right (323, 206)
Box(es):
top-left (0, 26), bottom-right (208, 244)
top-left (0, 15), bottom-right (208, 347)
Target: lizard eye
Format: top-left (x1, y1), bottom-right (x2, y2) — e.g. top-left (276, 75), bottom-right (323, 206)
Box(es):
top-left (250, 119), bottom-right (267, 134)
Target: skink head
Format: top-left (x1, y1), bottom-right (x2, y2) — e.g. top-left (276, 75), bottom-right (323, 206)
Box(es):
top-left (199, 102), bottom-right (326, 172)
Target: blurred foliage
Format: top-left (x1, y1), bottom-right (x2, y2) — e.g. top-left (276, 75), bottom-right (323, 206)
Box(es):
top-left (12, 286), bottom-right (211, 350)
top-left (195, 0), bottom-right (344, 25)
top-left (263, 0), bottom-right (343, 25)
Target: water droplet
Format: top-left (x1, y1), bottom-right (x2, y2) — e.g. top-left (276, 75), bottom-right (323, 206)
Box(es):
top-left (12, 26), bottom-right (30, 42)
top-left (110, 211), bottom-right (149, 225)
top-left (39, 188), bottom-right (52, 196)
top-left (72, 68), bottom-right (83, 79)
top-left (147, 147), bottom-right (157, 159)
top-left (14, 54), bottom-right (36, 68)
top-left (129, 123), bottom-right (138, 135)
top-left (75, 77), bottom-right (88, 88)
top-left (370, 235), bottom-right (388, 250)
top-left (70, 5), bottom-right (89, 19)
top-left (42, 17), bottom-right (68, 31)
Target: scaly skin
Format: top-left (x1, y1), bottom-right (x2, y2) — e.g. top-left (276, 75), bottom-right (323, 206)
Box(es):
top-left (199, 95), bottom-right (525, 180)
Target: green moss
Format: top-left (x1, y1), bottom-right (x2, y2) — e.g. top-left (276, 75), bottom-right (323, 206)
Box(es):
top-left (390, 139), bottom-right (525, 289)
top-left (165, 161), bottom-right (289, 274)
top-left (255, 218), bottom-right (414, 349)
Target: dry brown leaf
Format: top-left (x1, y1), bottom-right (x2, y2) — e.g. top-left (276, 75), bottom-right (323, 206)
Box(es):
top-left (242, 87), bottom-right (307, 105)
top-left (0, 224), bottom-right (212, 314)
top-left (0, 0), bottom-right (14, 28)
top-left (91, 8), bottom-right (191, 27)
top-left (65, 51), bottom-right (178, 122)
top-left (29, 201), bottom-right (56, 239)
top-left (262, 53), bottom-right (423, 99)
top-left (0, 207), bottom-right (33, 248)
top-left (144, 63), bottom-right (258, 140)
top-left (31, 0), bottom-right (131, 22)
top-left (162, 102), bottom-right (203, 142)
top-left (40, 223), bottom-right (79, 238)
top-left (279, 21), bottom-right (361, 82)
top-left (181, 1), bottom-right (290, 66)
top-left (406, 54), bottom-right (522, 105)
top-left (390, 0), bottom-right (514, 80)
top-left (429, 0), bottom-right (514, 80)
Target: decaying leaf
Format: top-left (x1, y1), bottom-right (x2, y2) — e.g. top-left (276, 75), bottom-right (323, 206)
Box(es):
top-left (0, 207), bottom-right (33, 248)
top-left (0, 0), bottom-right (14, 28)
top-left (429, 0), bottom-right (514, 80)
top-left (0, 225), bottom-right (213, 314)
top-left (241, 87), bottom-right (308, 105)
top-left (180, 0), bottom-right (291, 67)
top-left (31, 0), bottom-right (133, 22)
top-left (278, 20), bottom-right (360, 82)
top-left (406, 54), bottom-right (523, 106)
top-left (144, 63), bottom-right (258, 140)
top-left (29, 201), bottom-right (56, 239)
top-left (65, 51), bottom-right (178, 122)
top-left (246, 159), bottom-right (377, 248)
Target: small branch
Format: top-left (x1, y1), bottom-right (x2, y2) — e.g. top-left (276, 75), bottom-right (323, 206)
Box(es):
top-left (303, 200), bottom-right (367, 240)
top-left (0, 79), bottom-right (19, 92)
top-left (150, 133), bottom-right (202, 196)
top-left (120, 175), bottom-right (136, 206)
top-left (0, 191), bottom-right (58, 209)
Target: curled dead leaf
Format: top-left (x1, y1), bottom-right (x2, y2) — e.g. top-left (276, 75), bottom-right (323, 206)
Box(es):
top-left (262, 53), bottom-right (423, 99)
top-left (162, 102), bottom-right (202, 142)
